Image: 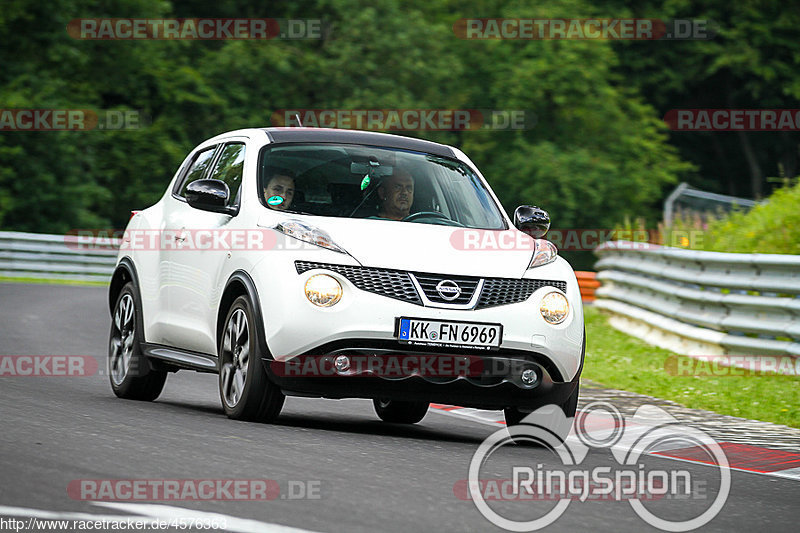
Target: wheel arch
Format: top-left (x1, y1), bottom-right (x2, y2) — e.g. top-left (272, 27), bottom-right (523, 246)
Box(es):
top-left (109, 257), bottom-right (140, 315)
top-left (218, 271), bottom-right (270, 363)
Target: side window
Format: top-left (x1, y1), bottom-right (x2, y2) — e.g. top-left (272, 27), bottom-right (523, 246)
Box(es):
top-left (208, 143), bottom-right (246, 207)
top-left (177, 146), bottom-right (217, 197)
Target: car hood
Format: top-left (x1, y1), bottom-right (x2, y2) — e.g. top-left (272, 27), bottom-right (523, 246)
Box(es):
top-left (272, 216), bottom-right (535, 278)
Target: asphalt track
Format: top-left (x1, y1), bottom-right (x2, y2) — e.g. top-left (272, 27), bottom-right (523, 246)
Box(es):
top-left (0, 283), bottom-right (797, 532)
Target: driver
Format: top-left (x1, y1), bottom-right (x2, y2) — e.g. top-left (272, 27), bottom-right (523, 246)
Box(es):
top-left (377, 169), bottom-right (414, 220)
top-left (263, 169), bottom-right (295, 211)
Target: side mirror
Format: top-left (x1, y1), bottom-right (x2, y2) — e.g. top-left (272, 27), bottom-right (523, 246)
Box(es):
top-left (185, 179), bottom-right (233, 214)
top-left (514, 205), bottom-right (550, 238)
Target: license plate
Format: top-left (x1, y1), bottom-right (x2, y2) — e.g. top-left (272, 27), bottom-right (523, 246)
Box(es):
top-left (397, 317), bottom-right (502, 350)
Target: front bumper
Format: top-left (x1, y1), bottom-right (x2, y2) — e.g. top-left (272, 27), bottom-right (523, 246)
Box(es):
top-left (252, 254), bottom-right (585, 384)
top-left (263, 340), bottom-right (583, 410)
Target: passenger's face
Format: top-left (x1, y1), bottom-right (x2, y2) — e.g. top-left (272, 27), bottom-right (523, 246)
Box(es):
top-left (379, 173), bottom-right (414, 219)
top-left (264, 176), bottom-right (294, 210)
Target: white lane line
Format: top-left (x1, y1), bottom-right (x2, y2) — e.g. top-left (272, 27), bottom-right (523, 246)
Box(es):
top-left (93, 502), bottom-right (323, 533)
top-left (771, 467), bottom-right (800, 481)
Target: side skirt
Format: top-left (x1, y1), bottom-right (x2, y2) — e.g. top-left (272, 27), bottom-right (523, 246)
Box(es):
top-left (142, 343), bottom-right (218, 373)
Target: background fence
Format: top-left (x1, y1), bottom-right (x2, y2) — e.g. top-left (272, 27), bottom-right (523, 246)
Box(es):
top-left (5, 231), bottom-right (797, 367)
top-left (0, 231), bottom-right (605, 301)
top-left (0, 231), bottom-right (119, 283)
top-left (594, 241), bottom-right (800, 368)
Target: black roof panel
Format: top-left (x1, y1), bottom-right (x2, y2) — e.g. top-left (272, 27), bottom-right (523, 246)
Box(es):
top-left (262, 128), bottom-right (456, 158)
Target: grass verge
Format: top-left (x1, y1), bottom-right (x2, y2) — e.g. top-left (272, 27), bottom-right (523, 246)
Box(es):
top-left (582, 306), bottom-right (799, 428)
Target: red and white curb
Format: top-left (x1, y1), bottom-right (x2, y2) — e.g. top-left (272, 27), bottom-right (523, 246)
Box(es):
top-left (429, 403), bottom-right (800, 481)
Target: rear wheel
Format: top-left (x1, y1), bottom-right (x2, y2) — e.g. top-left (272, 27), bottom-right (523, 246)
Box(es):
top-left (373, 399), bottom-right (429, 424)
top-left (219, 295), bottom-right (284, 422)
top-left (108, 283), bottom-right (167, 401)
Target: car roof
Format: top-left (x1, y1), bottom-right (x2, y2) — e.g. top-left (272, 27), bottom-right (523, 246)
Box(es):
top-left (261, 127), bottom-right (457, 158)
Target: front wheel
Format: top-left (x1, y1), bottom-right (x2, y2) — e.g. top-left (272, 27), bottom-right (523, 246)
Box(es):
top-left (218, 295), bottom-right (284, 422)
top-left (373, 399), bottom-right (429, 424)
top-left (108, 282), bottom-right (167, 401)
top-left (504, 383), bottom-right (581, 427)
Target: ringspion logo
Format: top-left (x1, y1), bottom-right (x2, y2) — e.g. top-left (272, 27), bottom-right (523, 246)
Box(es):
top-left (467, 403), bottom-right (730, 531)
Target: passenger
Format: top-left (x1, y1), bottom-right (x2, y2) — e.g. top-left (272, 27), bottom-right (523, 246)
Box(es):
top-left (263, 170), bottom-right (295, 211)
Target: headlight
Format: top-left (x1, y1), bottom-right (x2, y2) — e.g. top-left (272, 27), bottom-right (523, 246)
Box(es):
top-left (275, 220), bottom-right (347, 254)
top-left (540, 291), bottom-right (569, 324)
top-left (305, 274), bottom-right (343, 307)
top-left (528, 239), bottom-right (558, 269)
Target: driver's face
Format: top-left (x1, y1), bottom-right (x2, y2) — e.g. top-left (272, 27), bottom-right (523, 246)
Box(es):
top-left (379, 173), bottom-right (414, 220)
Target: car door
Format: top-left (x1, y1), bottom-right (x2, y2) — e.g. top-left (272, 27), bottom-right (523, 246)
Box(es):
top-left (161, 141), bottom-right (246, 354)
top-left (144, 143), bottom-right (218, 345)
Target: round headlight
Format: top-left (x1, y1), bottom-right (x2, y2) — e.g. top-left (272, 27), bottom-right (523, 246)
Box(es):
top-left (540, 291), bottom-right (569, 324)
top-left (304, 274), bottom-right (342, 307)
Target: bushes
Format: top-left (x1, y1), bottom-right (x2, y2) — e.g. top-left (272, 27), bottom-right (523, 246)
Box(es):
top-left (670, 179), bottom-right (800, 254)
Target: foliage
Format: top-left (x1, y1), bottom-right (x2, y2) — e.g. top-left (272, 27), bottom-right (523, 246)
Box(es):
top-left (669, 177), bottom-right (800, 254)
top-left (0, 0), bottom-right (797, 238)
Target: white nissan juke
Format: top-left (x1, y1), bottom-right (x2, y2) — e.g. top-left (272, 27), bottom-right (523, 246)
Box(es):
top-left (107, 127), bottom-right (584, 428)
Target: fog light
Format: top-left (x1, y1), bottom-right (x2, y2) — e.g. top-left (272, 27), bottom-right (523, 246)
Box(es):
top-left (521, 368), bottom-right (539, 387)
top-left (334, 355), bottom-right (350, 373)
top-left (540, 291), bottom-right (569, 324)
top-left (305, 274), bottom-right (342, 307)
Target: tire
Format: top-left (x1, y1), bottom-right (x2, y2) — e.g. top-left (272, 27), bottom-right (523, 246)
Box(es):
top-left (503, 383), bottom-right (580, 427)
top-left (108, 282), bottom-right (167, 401)
top-left (504, 330), bottom-right (584, 443)
top-left (219, 295), bottom-right (284, 422)
top-left (373, 399), bottom-right (429, 424)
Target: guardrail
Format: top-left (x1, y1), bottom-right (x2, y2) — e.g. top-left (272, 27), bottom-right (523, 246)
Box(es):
top-left (0, 231), bottom-right (119, 282)
top-left (594, 241), bottom-right (800, 363)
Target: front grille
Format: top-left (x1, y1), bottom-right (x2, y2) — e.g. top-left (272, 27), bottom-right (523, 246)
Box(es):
top-left (410, 273), bottom-right (480, 305)
top-left (295, 261), bottom-right (421, 304)
top-left (295, 261), bottom-right (566, 309)
top-left (476, 278), bottom-right (567, 309)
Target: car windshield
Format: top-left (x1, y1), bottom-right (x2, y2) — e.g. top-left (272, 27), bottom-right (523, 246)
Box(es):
top-left (259, 143), bottom-right (506, 229)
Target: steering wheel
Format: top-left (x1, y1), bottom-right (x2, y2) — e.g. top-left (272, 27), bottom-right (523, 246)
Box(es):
top-left (402, 211), bottom-right (452, 223)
